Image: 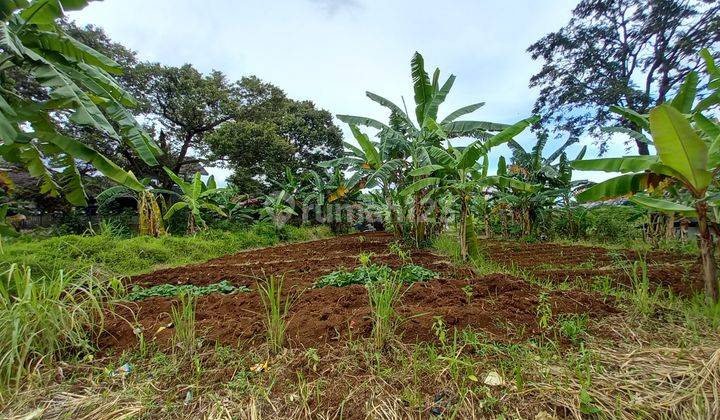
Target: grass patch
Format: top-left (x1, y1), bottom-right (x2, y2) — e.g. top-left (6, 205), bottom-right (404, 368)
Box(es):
top-left (0, 224), bottom-right (331, 277)
top-left (126, 280), bottom-right (249, 301)
top-left (0, 264), bottom-right (114, 389)
top-left (314, 264), bottom-right (438, 288)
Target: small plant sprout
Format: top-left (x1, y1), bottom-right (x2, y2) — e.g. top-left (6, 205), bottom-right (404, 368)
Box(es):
top-left (367, 272), bottom-right (405, 351)
top-left (536, 292), bottom-right (553, 331)
top-left (357, 235), bottom-right (366, 244)
top-left (461, 284), bottom-right (474, 304)
top-left (357, 252), bottom-right (375, 267)
top-left (170, 292), bottom-right (198, 356)
top-left (257, 274), bottom-right (295, 356)
top-left (388, 241), bottom-right (411, 263)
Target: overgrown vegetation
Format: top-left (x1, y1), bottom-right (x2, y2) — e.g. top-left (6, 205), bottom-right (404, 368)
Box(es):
top-left (0, 264), bottom-right (114, 389)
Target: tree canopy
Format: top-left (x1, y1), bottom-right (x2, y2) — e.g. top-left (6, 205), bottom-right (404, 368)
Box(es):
top-left (528, 0), bottom-right (720, 155)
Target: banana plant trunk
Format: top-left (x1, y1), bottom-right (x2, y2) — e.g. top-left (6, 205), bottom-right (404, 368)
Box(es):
top-left (413, 191), bottom-right (426, 248)
top-left (696, 201), bottom-right (719, 304)
top-left (383, 185), bottom-right (403, 237)
top-left (459, 197), bottom-right (469, 261)
top-left (458, 195), bottom-right (479, 261)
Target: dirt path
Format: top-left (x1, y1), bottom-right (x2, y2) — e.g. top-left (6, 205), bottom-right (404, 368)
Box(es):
top-left (100, 233), bottom-right (697, 352)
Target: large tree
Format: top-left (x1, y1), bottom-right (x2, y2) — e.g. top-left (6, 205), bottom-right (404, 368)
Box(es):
top-left (528, 0), bottom-right (720, 155)
top-left (205, 76), bottom-right (343, 194)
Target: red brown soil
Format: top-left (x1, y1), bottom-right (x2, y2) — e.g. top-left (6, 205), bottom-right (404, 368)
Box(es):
top-left (100, 233), bottom-right (698, 353)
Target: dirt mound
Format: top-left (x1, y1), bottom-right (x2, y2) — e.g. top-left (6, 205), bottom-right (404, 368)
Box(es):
top-left (100, 233), bottom-right (696, 353)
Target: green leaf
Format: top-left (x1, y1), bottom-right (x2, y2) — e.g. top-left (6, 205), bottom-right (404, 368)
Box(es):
top-left (670, 71), bottom-right (698, 113)
top-left (649, 104), bottom-right (712, 192)
top-left (440, 102), bottom-right (485, 124)
top-left (19, 0), bottom-right (62, 24)
top-left (576, 173), bottom-right (652, 203)
top-left (400, 177), bottom-right (440, 196)
top-left (32, 63), bottom-right (119, 138)
top-left (600, 126), bottom-right (653, 145)
top-left (694, 113), bottom-right (720, 142)
top-left (442, 120), bottom-right (509, 137)
top-left (488, 175), bottom-right (538, 192)
top-left (0, 0), bottom-right (29, 20)
top-left (163, 167), bottom-right (191, 195)
top-left (457, 116), bottom-right (538, 170)
top-left (411, 52), bottom-right (433, 125)
top-left (570, 156), bottom-right (659, 173)
top-left (629, 195), bottom-right (696, 217)
top-left (336, 114), bottom-right (388, 131)
top-left (424, 75), bottom-right (455, 122)
top-left (163, 201), bottom-right (188, 221)
top-left (30, 30), bottom-right (122, 74)
top-left (408, 164), bottom-right (444, 177)
top-left (46, 131), bottom-right (144, 191)
top-left (366, 92), bottom-right (416, 133)
top-left (349, 125), bottom-right (380, 168)
top-left (609, 106), bottom-right (649, 131)
top-left (709, 134), bottom-right (720, 169)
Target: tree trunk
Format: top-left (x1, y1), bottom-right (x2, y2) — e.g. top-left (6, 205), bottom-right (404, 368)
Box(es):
top-left (635, 139), bottom-right (650, 156)
top-left (459, 199), bottom-right (468, 261)
top-left (696, 201), bottom-right (719, 304)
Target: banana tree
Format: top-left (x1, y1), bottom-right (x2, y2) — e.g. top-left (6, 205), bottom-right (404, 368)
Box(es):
top-left (571, 54), bottom-right (720, 303)
top-left (336, 52), bottom-right (511, 246)
top-left (97, 179), bottom-right (167, 237)
top-left (0, 1), bottom-right (160, 206)
top-left (400, 117), bottom-right (538, 260)
top-left (320, 125), bottom-right (404, 233)
top-left (259, 190), bottom-right (297, 229)
top-left (162, 168), bottom-right (226, 234)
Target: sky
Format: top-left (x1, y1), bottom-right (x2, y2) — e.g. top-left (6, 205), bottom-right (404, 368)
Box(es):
top-left (69, 0), bottom-right (628, 185)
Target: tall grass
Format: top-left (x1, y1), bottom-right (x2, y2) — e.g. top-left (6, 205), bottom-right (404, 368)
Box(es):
top-left (367, 273), bottom-right (405, 351)
top-left (0, 264), bottom-right (114, 389)
top-left (621, 254), bottom-right (661, 316)
top-left (257, 274), bottom-right (294, 355)
top-left (170, 292), bottom-right (197, 356)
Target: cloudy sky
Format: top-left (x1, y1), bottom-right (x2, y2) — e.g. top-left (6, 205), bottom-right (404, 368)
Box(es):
top-left (69, 0), bottom-right (625, 184)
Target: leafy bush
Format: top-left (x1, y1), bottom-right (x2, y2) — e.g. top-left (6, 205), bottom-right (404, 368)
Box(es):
top-left (551, 205), bottom-right (643, 243)
top-left (315, 264), bottom-right (438, 288)
top-left (127, 280), bottom-right (248, 301)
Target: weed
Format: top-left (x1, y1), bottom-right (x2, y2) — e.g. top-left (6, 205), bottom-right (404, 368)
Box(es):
top-left (356, 251), bottom-right (375, 267)
top-left (621, 255), bottom-right (661, 316)
top-left (461, 284), bottom-right (473, 303)
top-left (536, 292), bottom-right (553, 331)
top-left (305, 348), bottom-right (320, 372)
top-left (388, 241), bottom-right (411, 263)
top-left (557, 313), bottom-right (588, 344)
top-left (170, 292), bottom-right (197, 356)
top-left (127, 280), bottom-right (248, 301)
top-left (257, 274), bottom-right (294, 355)
top-left (0, 264), bottom-right (113, 388)
top-left (367, 273), bottom-right (404, 351)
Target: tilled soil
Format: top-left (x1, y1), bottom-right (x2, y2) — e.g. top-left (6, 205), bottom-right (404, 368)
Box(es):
top-left (100, 233), bottom-right (697, 352)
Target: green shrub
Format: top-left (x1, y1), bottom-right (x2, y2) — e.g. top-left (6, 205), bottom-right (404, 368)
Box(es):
top-left (315, 264), bottom-right (438, 288)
